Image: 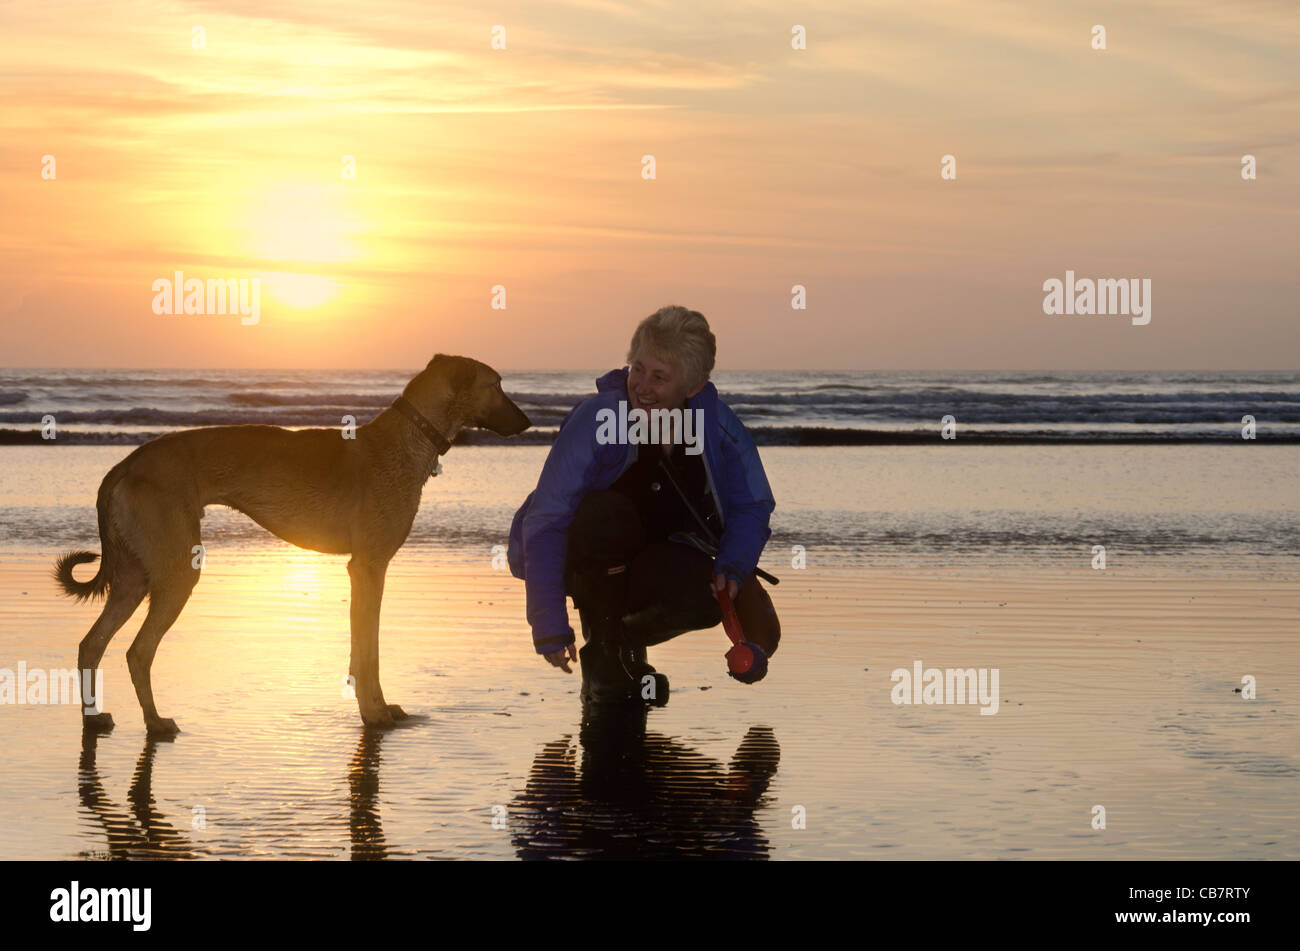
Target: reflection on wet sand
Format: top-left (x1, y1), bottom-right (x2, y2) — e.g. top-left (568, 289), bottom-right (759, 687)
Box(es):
top-left (348, 726), bottom-right (388, 861)
top-left (78, 726), bottom-right (203, 860)
top-left (510, 701), bottom-right (781, 859)
top-left (78, 724), bottom-right (395, 861)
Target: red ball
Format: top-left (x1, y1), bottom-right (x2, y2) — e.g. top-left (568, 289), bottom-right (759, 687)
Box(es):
top-left (727, 643), bottom-right (755, 674)
top-left (726, 642), bottom-right (769, 684)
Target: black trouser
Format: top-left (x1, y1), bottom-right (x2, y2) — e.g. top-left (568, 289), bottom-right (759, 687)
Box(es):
top-left (564, 490), bottom-right (723, 648)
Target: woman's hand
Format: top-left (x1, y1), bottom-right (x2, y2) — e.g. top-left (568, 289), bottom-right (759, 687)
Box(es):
top-left (545, 644), bottom-right (578, 672)
top-left (712, 572), bottom-right (740, 601)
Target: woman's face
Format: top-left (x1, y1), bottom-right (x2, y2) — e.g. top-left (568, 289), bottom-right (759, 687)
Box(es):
top-left (627, 348), bottom-right (705, 412)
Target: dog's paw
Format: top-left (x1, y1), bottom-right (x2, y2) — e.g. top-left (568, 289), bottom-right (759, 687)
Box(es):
top-left (360, 709), bottom-right (395, 729)
top-left (82, 711), bottom-right (115, 732)
top-left (146, 717), bottom-right (180, 737)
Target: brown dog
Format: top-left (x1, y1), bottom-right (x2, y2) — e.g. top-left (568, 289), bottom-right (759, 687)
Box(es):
top-left (54, 354), bottom-right (530, 733)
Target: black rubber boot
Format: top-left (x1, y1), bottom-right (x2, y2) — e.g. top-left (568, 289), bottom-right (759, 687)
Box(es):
top-left (578, 611), bottom-right (640, 704)
top-left (617, 643), bottom-right (669, 707)
top-left (573, 559), bottom-right (645, 704)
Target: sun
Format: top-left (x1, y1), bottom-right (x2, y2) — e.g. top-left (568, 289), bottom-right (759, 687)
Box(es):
top-left (243, 181), bottom-right (360, 311)
top-left (247, 181), bottom-right (359, 264)
top-left (261, 271), bottom-right (342, 309)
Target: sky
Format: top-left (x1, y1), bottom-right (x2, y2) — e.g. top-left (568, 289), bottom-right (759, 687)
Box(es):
top-left (0, 0), bottom-right (1297, 370)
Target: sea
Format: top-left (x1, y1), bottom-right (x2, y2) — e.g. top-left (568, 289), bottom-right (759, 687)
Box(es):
top-left (1, 368), bottom-right (1298, 445)
top-left (0, 368), bottom-right (1297, 573)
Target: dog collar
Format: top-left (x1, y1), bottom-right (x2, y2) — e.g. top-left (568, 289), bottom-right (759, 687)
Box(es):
top-left (392, 395), bottom-right (452, 458)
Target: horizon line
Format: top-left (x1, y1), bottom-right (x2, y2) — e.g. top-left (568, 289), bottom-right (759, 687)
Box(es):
top-left (3, 366), bottom-right (1300, 374)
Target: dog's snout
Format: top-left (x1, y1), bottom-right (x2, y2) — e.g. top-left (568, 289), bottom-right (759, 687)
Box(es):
top-left (484, 389), bottom-right (531, 437)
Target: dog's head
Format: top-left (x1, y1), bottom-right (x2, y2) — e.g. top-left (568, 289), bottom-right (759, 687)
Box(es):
top-left (405, 354), bottom-right (531, 437)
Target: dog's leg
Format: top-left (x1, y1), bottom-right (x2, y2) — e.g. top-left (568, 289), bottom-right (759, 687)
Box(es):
top-left (126, 571), bottom-right (197, 736)
top-left (77, 565), bottom-right (148, 731)
top-left (347, 556), bottom-right (405, 728)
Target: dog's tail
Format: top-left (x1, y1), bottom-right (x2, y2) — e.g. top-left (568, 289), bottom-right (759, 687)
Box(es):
top-left (53, 550), bottom-right (107, 602)
top-left (53, 463), bottom-right (128, 603)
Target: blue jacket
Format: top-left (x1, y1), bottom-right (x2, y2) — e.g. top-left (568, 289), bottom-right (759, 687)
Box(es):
top-left (508, 367), bottom-right (775, 654)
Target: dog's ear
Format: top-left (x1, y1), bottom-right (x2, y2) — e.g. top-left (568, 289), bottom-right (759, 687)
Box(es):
top-left (427, 354), bottom-right (478, 393)
top-left (451, 357), bottom-right (479, 393)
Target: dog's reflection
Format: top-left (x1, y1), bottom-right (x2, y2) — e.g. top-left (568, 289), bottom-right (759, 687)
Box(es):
top-left (347, 726), bottom-right (388, 860)
top-left (79, 723), bottom-right (390, 861)
top-left (508, 702), bottom-right (781, 859)
top-left (77, 726), bottom-right (202, 859)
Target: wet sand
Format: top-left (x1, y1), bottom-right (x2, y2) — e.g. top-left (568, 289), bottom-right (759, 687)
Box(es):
top-left (1, 550), bottom-right (1295, 859)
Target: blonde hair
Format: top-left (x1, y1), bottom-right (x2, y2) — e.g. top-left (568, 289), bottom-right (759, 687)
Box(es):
top-left (626, 305), bottom-right (716, 389)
